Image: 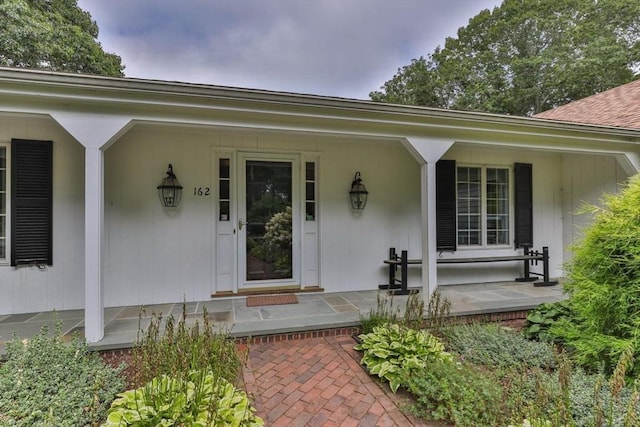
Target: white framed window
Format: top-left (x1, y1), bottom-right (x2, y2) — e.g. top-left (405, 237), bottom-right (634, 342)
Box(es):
top-left (0, 144), bottom-right (7, 263)
top-left (457, 165), bottom-right (510, 247)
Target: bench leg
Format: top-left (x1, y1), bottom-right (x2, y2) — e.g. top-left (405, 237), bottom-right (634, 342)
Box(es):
top-left (390, 250), bottom-right (418, 295)
top-left (516, 245), bottom-right (537, 282)
top-left (534, 246), bottom-right (558, 287)
top-left (379, 248), bottom-right (401, 290)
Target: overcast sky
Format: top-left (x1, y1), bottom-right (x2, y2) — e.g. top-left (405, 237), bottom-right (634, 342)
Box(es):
top-left (77, 0), bottom-right (501, 100)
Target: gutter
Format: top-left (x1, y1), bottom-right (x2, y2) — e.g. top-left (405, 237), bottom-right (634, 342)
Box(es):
top-left (0, 67), bottom-right (639, 142)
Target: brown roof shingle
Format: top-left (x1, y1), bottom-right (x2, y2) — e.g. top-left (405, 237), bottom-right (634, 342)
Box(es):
top-left (534, 79), bottom-right (640, 129)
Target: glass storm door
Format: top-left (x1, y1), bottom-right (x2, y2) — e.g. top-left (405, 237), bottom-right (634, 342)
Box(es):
top-left (238, 155), bottom-right (298, 286)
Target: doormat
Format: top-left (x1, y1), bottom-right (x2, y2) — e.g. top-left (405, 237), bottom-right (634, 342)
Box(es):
top-left (246, 294), bottom-right (298, 307)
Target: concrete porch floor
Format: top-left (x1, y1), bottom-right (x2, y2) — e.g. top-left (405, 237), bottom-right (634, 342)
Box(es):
top-left (0, 281), bottom-right (566, 355)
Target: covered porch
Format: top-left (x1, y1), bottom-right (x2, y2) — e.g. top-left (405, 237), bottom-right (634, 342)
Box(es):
top-left (0, 281), bottom-right (566, 355)
top-left (1, 68), bottom-right (639, 345)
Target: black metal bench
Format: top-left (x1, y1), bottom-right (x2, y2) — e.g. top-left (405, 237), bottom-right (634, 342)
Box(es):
top-left (380, 245), bottom-right (557, 295)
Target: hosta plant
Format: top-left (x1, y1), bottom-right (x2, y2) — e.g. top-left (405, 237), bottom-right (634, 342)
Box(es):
top-left (522, 300), bottom-right (572, 342)
top-left (103, 370), bottom-right (263, 427)
top-left (354, 323), bottom-right (452, 392)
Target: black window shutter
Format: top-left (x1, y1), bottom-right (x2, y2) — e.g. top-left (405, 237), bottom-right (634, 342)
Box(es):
top-left (514, 162), bottom-right (533, 249)
top-left (436, 160), bottom-right (457, 251)
top-left (11, 139), bottom-right (53, 266)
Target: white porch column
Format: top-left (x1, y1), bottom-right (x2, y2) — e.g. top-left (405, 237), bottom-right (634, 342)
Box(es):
top-left (50, 112), bottom-right (131, 343)
top-left (84, 147), bottom-right (104, 342)
top-left (402, 137), bottom-right (455, 299)
top-left (421, 162), bottom-right (438, 296)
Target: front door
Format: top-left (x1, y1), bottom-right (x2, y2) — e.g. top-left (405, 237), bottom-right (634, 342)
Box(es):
top-left (238, 154), bottom-right (299, 288)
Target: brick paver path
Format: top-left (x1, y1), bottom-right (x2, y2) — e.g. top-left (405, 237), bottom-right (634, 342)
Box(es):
top-left (243, 335), bottom-right (433, 426)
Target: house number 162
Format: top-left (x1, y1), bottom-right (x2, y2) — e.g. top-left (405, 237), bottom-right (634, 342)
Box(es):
top-left (193, 187), bottom-right (210, 196)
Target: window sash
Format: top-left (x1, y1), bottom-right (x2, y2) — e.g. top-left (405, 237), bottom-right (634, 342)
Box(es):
top-left (456, 166), bottom-right (510, 247)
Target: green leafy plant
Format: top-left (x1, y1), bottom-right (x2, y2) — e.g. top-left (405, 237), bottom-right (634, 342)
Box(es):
top-left (121, 306), bottom-right (260, 426)
top-left (523, 300), bottom-right (573, 342)
top-left (359, 292), bottom-right (400, 334)
top-left (131, 305), bottom-right (242, 387)
top-left (359, 290), bottom-right (451, 334)
top-left (354, 323), bottom-right (452, 392)
top-left (401, 292), bottom-right (425, 330)
top-left (424, 289), bottom-right (451, 332)
top-left (0, 323), bottom-right (125, 426)
top-left (551, 174), bottom-right (640, 373)
top-left (405, 358), bottom-right (503, 427)
top-left (442, 322), bottom-right (556, 370)
top-left (103, 371), bottom-right (263, 427)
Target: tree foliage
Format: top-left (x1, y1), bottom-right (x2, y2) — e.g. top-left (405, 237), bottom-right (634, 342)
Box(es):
top-left (370, 0), bottom-right (640, 116)
top-left (0, 0), bottom-right (124, 76)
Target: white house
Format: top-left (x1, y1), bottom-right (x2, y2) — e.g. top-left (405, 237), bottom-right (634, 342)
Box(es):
top-left (0, 67), bottom-right (638, 342)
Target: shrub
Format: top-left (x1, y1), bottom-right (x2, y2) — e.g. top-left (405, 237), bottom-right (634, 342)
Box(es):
top-left (103, 371), bottom-right (263, 427)
top-left (0, 323), bottom-right (125, 426)
top-left (500, 351), bottom-right (640, 427)
top-left (130, 306), bottom-right (242, 387)
top-left (121, 306), bottom-right (260, 426)
top-left (551, 174), bottom-right (640, 373)
top-left (405, 358), bottom-right (503, 427)
top-left (441, 322), bottom-right (556, 370)
top-left (354, 323), bottom-right (452, 392)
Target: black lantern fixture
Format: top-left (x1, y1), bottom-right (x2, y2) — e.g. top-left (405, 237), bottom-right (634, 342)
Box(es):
top-left (349, 171), bottom-right (368, 210)
top-left (157, 164), bottom-right (183, 208)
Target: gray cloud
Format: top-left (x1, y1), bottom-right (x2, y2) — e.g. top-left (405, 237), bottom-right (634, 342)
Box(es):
top-left (78, 0), bottom-right (501, 99)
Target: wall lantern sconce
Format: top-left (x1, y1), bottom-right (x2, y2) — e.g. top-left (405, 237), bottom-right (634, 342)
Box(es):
top-left (157, 164), bottom-right (183, 208)
top-left (349, 171), bottom-right (368, 210)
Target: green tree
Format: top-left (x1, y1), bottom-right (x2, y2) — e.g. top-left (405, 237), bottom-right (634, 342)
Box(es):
top-left (370, 0), bottom-right (640, 116)
top-left (0, 0), bottom-right (124, 76)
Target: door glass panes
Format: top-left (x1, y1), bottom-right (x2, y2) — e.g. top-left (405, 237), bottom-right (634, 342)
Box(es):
top-left (218, 158), bottom-right (230, 221)
top-left (305, 162), bottom-right (315, 221)
top-left (457, 167), bottom-right (481, 245)
top-left (245, 160), bottom-right (292, 281)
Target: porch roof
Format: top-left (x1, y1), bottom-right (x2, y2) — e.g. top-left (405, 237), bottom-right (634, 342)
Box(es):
top-left (1, 66), bottom-right (639, 154)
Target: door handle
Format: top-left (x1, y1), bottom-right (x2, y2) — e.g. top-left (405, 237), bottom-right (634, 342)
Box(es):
top-left (239, 219), bottom-right (247, 230)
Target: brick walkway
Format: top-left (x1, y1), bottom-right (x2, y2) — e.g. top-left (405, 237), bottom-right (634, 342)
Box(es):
top-left (243, 335), bottom-right (434, 427)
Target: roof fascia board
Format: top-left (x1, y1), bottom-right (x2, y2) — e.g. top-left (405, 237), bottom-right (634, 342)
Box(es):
top-left (1, 68), bottom-right (640, 148)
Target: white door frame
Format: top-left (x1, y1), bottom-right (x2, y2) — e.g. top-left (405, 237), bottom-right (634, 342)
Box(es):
top-left (237, 152), bottom-right (301, 289)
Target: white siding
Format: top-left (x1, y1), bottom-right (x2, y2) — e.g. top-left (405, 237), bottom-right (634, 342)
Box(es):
top-left (561, 154), bottom-right (628, 264)
top-left (103, 126), bottom-right (422, 306)
top-left (0, 117), bottom-right (631, 314)
top-left (0, 116), bottom-right (84, 314)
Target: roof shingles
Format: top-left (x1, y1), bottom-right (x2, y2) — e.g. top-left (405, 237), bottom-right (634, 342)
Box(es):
top-left (534, 79), bottom-right (640, 130)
